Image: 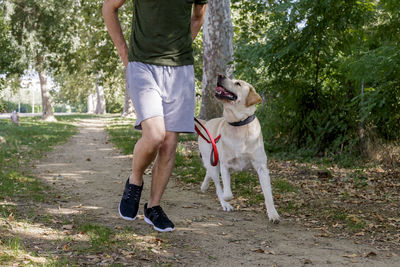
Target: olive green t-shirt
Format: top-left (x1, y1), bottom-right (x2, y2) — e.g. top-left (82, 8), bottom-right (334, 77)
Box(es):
top-left (128, 0), bottom-right (207, 66)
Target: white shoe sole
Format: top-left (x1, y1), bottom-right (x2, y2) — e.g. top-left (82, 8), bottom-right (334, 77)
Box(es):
top-left (118, 202), bottom-right (138, 221)
top-left (144, 216), bottom-right (175, 232)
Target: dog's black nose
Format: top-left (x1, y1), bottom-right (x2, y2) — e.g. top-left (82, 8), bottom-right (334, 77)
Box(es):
top-left (217, 74), bottom-right (225, 86)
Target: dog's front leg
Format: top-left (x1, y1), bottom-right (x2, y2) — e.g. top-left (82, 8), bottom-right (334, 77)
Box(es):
top-left (220, 164), bottom-right (233, 201)
top-left (207, 167), bottom-right (233, 211)
top-left (254, 164), bottom-right (280, 223)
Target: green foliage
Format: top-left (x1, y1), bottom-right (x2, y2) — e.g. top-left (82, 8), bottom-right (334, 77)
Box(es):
top-left (0, 100), bottom-right (41, 113)
top-left (52, 0), bottom-right (132, 112)
top-left (5, 0), bottom-right (78, 70)
top-left (232, 0), bottom-right (400, 158)
top-left (0, 6), bottom-right (24, 90)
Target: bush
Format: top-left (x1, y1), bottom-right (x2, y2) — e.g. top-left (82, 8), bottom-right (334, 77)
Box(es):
top-left (0, 100), bottom-right (41, 113)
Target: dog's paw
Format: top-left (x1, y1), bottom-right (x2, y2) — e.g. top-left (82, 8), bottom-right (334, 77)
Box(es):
top-left (267, 210), bottom-right (280, 224)
top-left (200, 182), bottom-right (209, 192)
top-left (222, 192), bottom-right (233, 201)
top-left (221, 201), bottom-right (234, 212)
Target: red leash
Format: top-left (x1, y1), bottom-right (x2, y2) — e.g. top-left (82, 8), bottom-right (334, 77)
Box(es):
top-left (194, 118), bottom-right (221, 166)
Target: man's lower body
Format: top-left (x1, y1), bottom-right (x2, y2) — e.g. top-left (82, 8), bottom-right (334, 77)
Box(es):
top-left (118, 61), bottom-right (195, 232)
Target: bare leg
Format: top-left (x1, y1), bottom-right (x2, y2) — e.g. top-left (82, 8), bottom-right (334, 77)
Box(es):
top-left (129, 117), bottom-right (166, 186)
top-left (148, 131), bottom-right (179, 208)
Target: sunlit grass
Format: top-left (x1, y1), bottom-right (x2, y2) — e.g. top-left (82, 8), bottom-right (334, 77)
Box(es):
top-left (0, 115), bottom-right (80, 266)
top-left (78, 223), bottom-right (114, 252)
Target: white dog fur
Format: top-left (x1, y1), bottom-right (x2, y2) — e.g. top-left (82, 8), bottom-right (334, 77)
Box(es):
top-left (198, 75), bottom-right (280, 223)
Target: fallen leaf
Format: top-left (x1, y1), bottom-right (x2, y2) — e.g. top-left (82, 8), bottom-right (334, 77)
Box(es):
top-left (365, 251), bottom-right (377, 257)
top-left (343, 254), bottom-right (357, 258)
top-left (253, 248), bottom-right (265, 253)
top-left (252, 248), bottom-right (275, 255)
top-left (304, 259), bottom-right (313, 264)
top-left (375, 213), bottom-right (384, 222)
top-left (62, 224), bottom-right (74, 230)
top-left (63, 244), bottom-right (70, 251)
top-left (8, 213), bottom-right (14, 222)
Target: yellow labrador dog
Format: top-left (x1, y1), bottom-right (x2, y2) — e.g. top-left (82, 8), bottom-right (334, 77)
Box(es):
top-left (198, 74), bottom-right (280, 223)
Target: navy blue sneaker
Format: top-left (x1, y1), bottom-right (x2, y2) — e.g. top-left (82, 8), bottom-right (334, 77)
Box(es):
top-left (118, 178), bottom-right (143, 221)
top-left (144, 203), bottom-right (175, 232)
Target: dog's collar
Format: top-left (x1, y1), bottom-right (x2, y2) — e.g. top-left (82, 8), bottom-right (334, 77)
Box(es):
top-left (228, 114), bottom-right (256, 127)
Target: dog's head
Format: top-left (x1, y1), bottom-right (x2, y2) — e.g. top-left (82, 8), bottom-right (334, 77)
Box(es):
top-left (215, 74), bottom-right (262, 107)
top-left (215, 74), bottom-right (262, 120)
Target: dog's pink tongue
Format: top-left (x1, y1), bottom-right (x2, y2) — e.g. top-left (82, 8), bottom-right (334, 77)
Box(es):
top-left (216, 86), bottom-right (224, 93)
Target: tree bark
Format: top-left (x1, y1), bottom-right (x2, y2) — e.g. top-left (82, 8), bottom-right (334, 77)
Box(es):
top-left (87, 93), bottom-right (96, 113)
top-left (37, 60), bottom-right (57, 122)
top-left (95, 79), bottom-right (106, 114)
top-left (122, 88), bottom-right (136, 118)
top-left (199, 0), bottom-right (234, 120)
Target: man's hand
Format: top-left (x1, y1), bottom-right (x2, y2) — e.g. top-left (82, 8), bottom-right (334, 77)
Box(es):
top-left (191, 4), bottom-right (207, 41)
top-left (102, 0), bottom-right (129, 67)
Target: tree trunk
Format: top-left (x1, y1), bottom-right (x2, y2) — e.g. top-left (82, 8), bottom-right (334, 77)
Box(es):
top-left (87, 93), bottom-right (96, 113)
top-left (37, 67), bottom-right (57, 122)
top-left (95, 79), bottom-right (106, 114)
top-left (122, 88), bottom-right (136, 118)
top-left (199, 0), bottom-right (234, 120)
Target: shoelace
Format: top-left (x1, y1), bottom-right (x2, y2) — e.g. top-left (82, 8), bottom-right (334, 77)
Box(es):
top-left (124, 184), bottom-right (141, 202)
top-left (150, 206), bottom-right (167, 220)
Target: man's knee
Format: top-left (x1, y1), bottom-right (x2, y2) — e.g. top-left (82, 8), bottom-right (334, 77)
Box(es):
top-left (141, 117), bottom-right (166, 147)
top-left (143, 130), bottom-right (166, 149)
top-left (159, 132), bottom-right (179, 154)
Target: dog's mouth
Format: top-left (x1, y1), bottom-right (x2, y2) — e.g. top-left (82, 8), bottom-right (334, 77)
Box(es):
top-left (215, 83), bottom-right (237, 101)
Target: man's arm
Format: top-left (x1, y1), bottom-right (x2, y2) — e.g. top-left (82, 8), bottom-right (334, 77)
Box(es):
top-left (102, 0), bottom-right (128, 67)
top-left (191, 4), bottom-right (207, 41)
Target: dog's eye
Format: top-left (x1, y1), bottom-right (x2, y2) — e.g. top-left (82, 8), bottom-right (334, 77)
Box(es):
top-left (235, 82), bottom-right (241, 86)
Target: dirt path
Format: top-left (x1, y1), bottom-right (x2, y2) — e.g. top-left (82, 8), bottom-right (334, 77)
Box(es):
top-left (33, 118), bottom-right (399, 266)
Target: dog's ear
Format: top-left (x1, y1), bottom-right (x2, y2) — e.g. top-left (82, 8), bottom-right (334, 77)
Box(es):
top-left (246, 86), bottom-right (262, 107)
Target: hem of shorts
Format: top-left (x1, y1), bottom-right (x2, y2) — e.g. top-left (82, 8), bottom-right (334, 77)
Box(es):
top-left (165, 127), bottom-right (195, 133)
top-left (134, 126), bottom-right (195, 134)
top-left (134, 115), bottom-right (163, 131)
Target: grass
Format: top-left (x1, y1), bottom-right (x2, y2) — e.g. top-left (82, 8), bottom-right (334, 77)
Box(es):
top-left (273, 179), bottom-right (298, 193)
top-left (0, 236), bottom-right (24, 263)
top-left (0, 115), bottom-right (81, 266)
top-left (78, 223), bottom-right (114, 252)
top-left (0, 117), bottom-right (77, 205)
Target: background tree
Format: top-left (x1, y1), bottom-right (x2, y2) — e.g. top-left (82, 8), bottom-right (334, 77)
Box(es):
top-left (0, 4), bottom-right (24, 93)
top-left (199, 0), bottom-right (234, 120)
top-left (4, 0), bottom-right (81, 121)
top-left (54, 0), bottom-right (134, 116)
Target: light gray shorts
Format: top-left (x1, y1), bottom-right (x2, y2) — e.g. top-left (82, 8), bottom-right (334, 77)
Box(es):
top-left (126, 61), bottom-right (195, 133)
